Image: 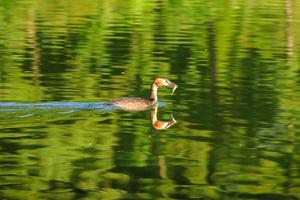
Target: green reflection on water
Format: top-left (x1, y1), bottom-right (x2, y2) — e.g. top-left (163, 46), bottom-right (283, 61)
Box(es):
top-left (0, 0), bottom-right (300, 199)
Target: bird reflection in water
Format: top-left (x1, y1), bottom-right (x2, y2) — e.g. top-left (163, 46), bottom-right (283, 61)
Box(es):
top-left (151, 104), bottom-right (177, 130)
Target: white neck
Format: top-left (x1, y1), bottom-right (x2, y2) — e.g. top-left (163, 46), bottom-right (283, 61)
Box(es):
top-left (149, 84), bottom-right (158, 102)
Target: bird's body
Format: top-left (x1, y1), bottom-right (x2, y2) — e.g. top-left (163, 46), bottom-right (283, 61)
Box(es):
top-left (106, 78), bottom-right (177, 111)
top-left (107, 97), bottom-right (154, 111)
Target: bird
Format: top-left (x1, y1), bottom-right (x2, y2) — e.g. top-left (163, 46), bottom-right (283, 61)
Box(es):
top-left (106, 77), bottom-right (177, 111)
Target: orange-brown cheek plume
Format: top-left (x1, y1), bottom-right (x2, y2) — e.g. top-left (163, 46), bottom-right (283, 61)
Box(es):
top-left (154, 79), bottom-right (163, 87)
top-left (153, 121), bottom-right (164, 129)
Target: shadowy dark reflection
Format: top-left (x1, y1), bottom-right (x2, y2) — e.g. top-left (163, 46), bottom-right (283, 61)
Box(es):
top-left (158, 155), bottom-right (168, 179)
top-left (108, 102), bottom-right (177, 130)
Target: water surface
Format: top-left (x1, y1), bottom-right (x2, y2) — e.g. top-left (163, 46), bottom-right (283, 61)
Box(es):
top-left (1, 0), bottom-right (300, 199)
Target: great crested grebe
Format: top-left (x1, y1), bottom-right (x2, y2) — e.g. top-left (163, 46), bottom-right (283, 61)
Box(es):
top-left (106, 77), bottom-right (177, 111)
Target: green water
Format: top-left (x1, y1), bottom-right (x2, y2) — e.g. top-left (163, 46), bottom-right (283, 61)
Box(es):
top-left (1, 0), bottom-right (300, 199)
